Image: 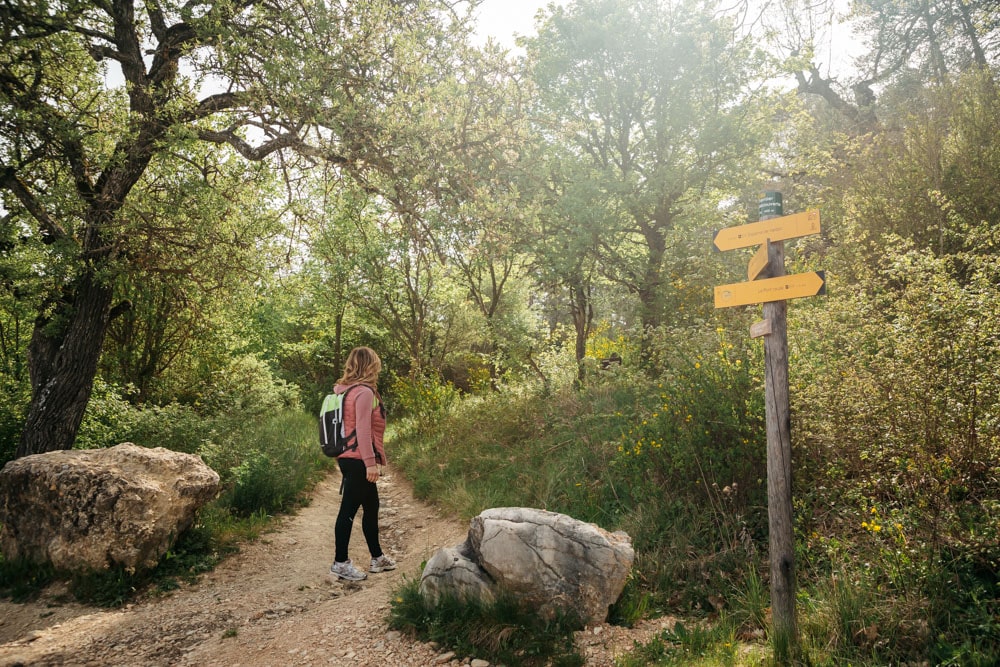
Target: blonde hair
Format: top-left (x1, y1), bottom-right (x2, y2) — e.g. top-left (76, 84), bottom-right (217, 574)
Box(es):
top-left (337, 346), bottom-right (382, 388)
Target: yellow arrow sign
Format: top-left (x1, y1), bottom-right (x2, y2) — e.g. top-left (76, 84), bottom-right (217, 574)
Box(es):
top-left (714, 271), bottom-right (826, 308)
top-left (713, 209), bottom-right (821, 252)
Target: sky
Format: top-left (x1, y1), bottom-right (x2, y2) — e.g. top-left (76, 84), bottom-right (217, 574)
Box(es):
top-left (472, 0), bottom-right (564, 50)
top-left (472, 0), bottom-right (860, 75)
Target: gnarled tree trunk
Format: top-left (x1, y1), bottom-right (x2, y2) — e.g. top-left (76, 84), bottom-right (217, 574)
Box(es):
top-left (18, 271), bottom-right (115, 456)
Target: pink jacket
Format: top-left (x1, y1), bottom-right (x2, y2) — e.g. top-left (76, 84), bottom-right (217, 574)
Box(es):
top-left (333, 383), bottom-right (386, 467)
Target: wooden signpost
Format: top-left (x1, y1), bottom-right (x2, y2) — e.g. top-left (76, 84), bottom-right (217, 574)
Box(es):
top-left (713, 192), bottom-right (824, 663)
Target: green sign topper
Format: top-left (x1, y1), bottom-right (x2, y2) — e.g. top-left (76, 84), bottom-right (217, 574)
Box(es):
top-left (759, 191), bottom-right (783, 220)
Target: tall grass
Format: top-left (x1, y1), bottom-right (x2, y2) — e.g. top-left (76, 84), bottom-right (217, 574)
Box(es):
top-left (391, 340), bottom-right (768, 619)
top-left (208, 411), bottom-right (330, 516)
top-left (389, 577), bottom-right (585, 667)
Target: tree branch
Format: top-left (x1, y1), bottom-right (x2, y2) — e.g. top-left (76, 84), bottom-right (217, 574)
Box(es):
top-left (86, 44), bottom-right (126, 64)
top-left (148, 21), bottom-right (198, 85)
top-left (110, 0), bottom-right (147, 86)
top-left (197, 128), bottom-right (308, 161)
top-left (794, 65), bottom-right (877, 131)
top-left (0, 164), bottom-right (69, 243)
top-left (191, 92), bottom-right (247, 117)
top-left (145, 0), bottom-right (168, 40)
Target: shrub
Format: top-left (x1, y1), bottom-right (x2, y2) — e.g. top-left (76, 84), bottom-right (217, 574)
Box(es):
top-left (125, 401), bottom-right (209, 454)
top-left (75, 378), bottom-right (137, 450)
top-left (392, 329), bottom-right (769, 616)
top-left (198, 354), bottom-right (302, 418)
top-left (389, 372), bottom-right (459, 431)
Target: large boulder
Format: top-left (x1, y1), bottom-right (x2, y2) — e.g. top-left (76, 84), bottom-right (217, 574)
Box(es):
top-left (0, 443), bottom-right (219, 573)
top-left (420, 507), bottom-right (633, 625)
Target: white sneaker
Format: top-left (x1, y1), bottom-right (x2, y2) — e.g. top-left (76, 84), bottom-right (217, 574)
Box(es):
top-left (369, 554), bottom-right (397, 573)
top-left (330, 559), bottom-right (367, 581)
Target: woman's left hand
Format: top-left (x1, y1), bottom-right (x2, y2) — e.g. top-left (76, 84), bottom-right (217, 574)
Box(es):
top-left (366, 466), bottom-right (380, 482)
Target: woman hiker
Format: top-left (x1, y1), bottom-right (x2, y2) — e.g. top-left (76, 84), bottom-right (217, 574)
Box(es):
top-left (329, 346), bottom-right (397, 581)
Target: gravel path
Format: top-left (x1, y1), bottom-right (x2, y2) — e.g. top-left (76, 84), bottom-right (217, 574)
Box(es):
top-left (0, 467), bottom-right (669, 666)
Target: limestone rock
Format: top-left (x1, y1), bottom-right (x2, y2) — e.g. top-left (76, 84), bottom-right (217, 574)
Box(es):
top-left (419, 544), bottom-right (495, 606)
top-left (420, 507), bottom-right (633, 625)
top-left (0, 443), bottom-right (220, 572)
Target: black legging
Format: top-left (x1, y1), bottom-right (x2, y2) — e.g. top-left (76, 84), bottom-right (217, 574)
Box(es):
top-left (334, 457), bottom-right (384, 563)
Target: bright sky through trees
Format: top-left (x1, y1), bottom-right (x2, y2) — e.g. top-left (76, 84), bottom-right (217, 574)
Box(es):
top-left (473, 0), bottom-right (566, 49)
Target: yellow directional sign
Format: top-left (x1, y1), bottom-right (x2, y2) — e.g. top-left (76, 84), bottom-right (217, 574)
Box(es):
top-left (713, 209), bottom-right (821, 252)
top-left (714, 271), bottom-right (826, 308)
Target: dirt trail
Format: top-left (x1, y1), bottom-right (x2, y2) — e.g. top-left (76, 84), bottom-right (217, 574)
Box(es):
top-left (0, 467), bottom-right (668, 666)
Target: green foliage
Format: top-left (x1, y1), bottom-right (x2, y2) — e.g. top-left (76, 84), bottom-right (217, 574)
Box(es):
top-left (0, 376), bottom-right (28, 466)
top-left (99, 142), bottom-right (285, 405)
top-left (389, 373), bottom-right (460, 431)
top-left (790, 244), bottom-right (1000, 663)
top-left (617, 620), bottom-right (749, 667)
top-left (74, 378), bottom-right (138, 450)
top-left (216, 412), bottom-right (329, 517)
top-left (125, 401), bottom-right (210, 455)
top-left (389, 577), bottom-right (584, 667)
top-left (526, 0), bottom-right (778, 329)
top-left (198, 355), bottom-right (302, 418)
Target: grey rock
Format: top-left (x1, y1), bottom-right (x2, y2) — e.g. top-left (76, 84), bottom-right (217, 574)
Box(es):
top-left (0, 443), bottom-right (219, 573)
top-left (420, 507), bottom-right (633, 625)
top-left (418, 545), bottom-right (495, 606)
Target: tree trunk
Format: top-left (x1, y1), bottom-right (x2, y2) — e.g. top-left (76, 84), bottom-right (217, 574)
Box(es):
top-left (333, 309), bottom-right (344, 381)
top-left (636, 214), bottom-right (668, 362)
top-left (17, 271), bottom-right (115, 456)
top-left (956, 0), bottom-right (988, 67)
top-left (570, 282), bottom-right (592, 387)
top-left (920, 0), bottom-right (948, 83)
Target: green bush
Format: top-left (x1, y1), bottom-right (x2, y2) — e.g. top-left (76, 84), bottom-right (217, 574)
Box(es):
top-left (790, 247), bottom-right (1000, 664)
top-left (198, 354), bottom-right (302, 417)
top-left (125, 401), bottom-right (210, 454)
top-left (389, 372), bottom-right (460, 431)
top-left (74, 378), bottom-right (137, 450)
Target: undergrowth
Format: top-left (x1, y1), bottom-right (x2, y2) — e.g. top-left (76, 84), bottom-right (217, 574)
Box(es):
top-left (389, 577), bottom-right (585, 667)
top-left (389, 320), bottom-right (1000, 666)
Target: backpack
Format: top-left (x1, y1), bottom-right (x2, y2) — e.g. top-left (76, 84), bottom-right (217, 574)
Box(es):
top-left (319, 385), bottom-right (361, 458)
